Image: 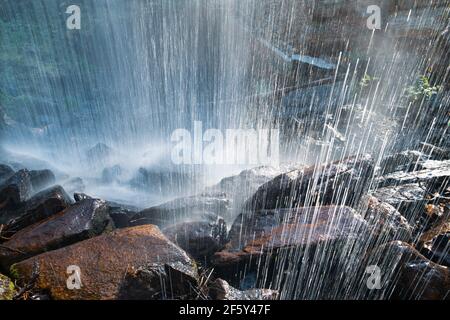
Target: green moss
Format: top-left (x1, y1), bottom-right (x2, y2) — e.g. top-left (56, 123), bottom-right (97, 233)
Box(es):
top-left (9, 264), bottom-right (20, 280)
top-left (0, 274), bottom-right (17, 300)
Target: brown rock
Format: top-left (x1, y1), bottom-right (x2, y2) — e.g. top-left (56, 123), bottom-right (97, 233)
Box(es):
top-left (11, 225), bottom-right (197, 300)
top-left (0, 199), bottom-right (113, 270)
top-left (0, 169), bottom-right (32, 217)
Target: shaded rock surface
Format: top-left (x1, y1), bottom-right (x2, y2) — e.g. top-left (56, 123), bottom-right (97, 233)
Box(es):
top-left (2, 185), bottom-right (73, 237)
top-left (208, 278), bottom-right (278, 300)
top-left (0, 198), bottom-right (113, 270)
top-left (0, 164), bottom-right (14, 184)
top-left (118, 261), bottom-right (198, 300)
top-left (244, 155), bottom-right (374, 211)
top-left (0, 169), bottom-right (32, 217)
top-left (130, 192), bottom-right (232, 228)
top-left (361, 195), bottom-right (413, 243)
top-left (163, 220), bottom-right (227, 262)
top-left (29, 169), bottom-right (55, 191)
top-left (365, 241), bottom-right (449, 300)
top-left (11, 225), bottom-right (197, 300)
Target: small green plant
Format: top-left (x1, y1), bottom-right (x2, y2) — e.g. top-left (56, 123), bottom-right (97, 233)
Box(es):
top-left (359, 73), bottom-right (379, 88)
top-left (405, 76), bottom-right (441, 102)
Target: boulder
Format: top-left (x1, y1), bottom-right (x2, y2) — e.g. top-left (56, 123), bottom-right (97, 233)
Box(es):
top-left (162, 219), bottom-right (227, 262)
top-left (118, 261), bottom-right (198, 300)
top-left (130, 192), bottom-right (232, 228)
top-left (0, 273), bottom-right (16, 300)
top-left (371, 183), bottom-right (428, 224)
top-left (208, 278), bottom-right (278, 300)
top-left (29, 169), bottom-right (55, 191)
top-left (361, 196), bottom-right (413, 243)
top-left (0, 164), bottom-right (14, 184)
top-left (101, 165), bottom-right (123, 184)
top-left (244, 155), bottom-right (374, 211)
top-left (0, 169), bottom-right (32, 216)
top-left (11, 225), bottom-right (198, 300)
top-left (0, 199), bottom-right (113, 270)
top-left (212, 206), bottom-right (370, 298)
top-left (366, 241), bottom-right (449, 300)
top-left (2, 185), bottom-right (73, 237)
top-left (379, 150), bottom-right (427, 175)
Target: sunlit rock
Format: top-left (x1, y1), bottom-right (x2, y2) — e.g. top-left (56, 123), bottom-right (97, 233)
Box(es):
top-left (208, 278), bottom-right (278, 300)
top-left (11, 225), bottom-right (197, 300)
top-left (0, 199), bottom-right (113, 270)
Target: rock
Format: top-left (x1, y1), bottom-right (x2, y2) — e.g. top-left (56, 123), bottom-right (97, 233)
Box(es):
top-left (421, 233), bottom-right (450, 267)
top-left (0, 199), bottom-right (113, 270)
top-left (0, 169), bottom-right (32, 218)
top-left (130, 192), bottom-right (232, 228)
top-left (2, 185), bottom-right (73, 237)
top-left (0, 273), bottom-right (16, 300)
top-left (244, 155), bottom-right (374, 211)
top-left (361, 196), bottom-right (413, 243)
top-left (11, 225), bottom-right (198, 300)
top-left (208, 278), bottom-right (278, 300)
top-left (162, 219), bottom-right (227, 262)
top-left (366, 241), bottom-right (449, 300)
top-left (118, 261), bottom-right (198, 300)
top-left (29, 169), bottom-right (55, 191)
top-left (379, 150), bottom-right (427, 175)
top-left (377, 159), bottom-right (450, 188)
top-left (371, 183), bottom-right (428, 225)
top-left (73, 192), bottom-right (91, 202)
top-left (212, 206), bottom-right (369, 297)
top-left (62, 177), bottom-right (85, 195)
top-left (0, 164), bottom-right (14, 184)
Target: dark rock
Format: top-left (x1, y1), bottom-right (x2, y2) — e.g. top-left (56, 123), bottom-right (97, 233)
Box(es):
top-left (118, 261), bottom-right (198, 300)
top-left (2, 185), bottom-right (73, 236)
top-left (162, 219), bottom-right (227, 261)
top-left (0, 273), bottom-right (17, 300)
top-left (244, 155), bottom-right (374, 211)
top-left (212, 206), bottom-right (369, 297)
top-left (421, 233), bottom-right (450, 267)
top-left (130, 192), bottom-right (232, 228)
top-left (0, 199), bottom-right (114, 270)
top-left (0, 169), bottom-right (32, 217)
top-left (108, 207), bottom-right (137, 229)
top-left (361, 196), bottom-right (413, 243)
top-left (11, 225), bottom-right (197, 300)
top-left (73, 192), bottom-right (92, 202)
top-left (208, 278), bottom-right (278, 300)
top-left (0, 164), bottom-right (14, 184)
top-left (29, 169), bottom-right (55, 191)
top-left (366, 241), bottom-right (449, 300)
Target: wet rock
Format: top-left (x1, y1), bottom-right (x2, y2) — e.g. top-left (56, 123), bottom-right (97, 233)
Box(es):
top-left (377, 159), bottom-right (450, 188)
top-left (361, 196), bottom-right (413, 243)
top-left (0, 169), bottom-right (32, 217)
top-left (29, 169), bottom-right (55, 191)
top-left (2, 185), bottom-right (73, 236)
top-left (62, 177), bottom-right (85, 195)
top-left (73, 192), bottom-right (91, 202)
top-left (0, 164), bottom-right (14, 184)
top-left (244, 155), bottom-right (374, 211)
top-left (162, 219), bottom-right (227, 261)
top-left (371, 183), bottom-right (428, 224)
top-left (130, 192), bottom-right (232, 228)
top-left (212, 206), bottom-right (369, 293)
top-left (421, 233), bottom-right (450, 267)
top-left (0, 273), bottom-right (16, 300)
top-left (118, 261), bottom-right (198, 300)
top-left (11, 225), bottom-right (197, 300)
top-left (366, 241), bottom-right (449, 300)
top-left (379, 150), bottom-right (427, 175)
top-left (208, 278), bottom-right (278, 300)
top-left (0, 199), bottom-right (113, 270)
